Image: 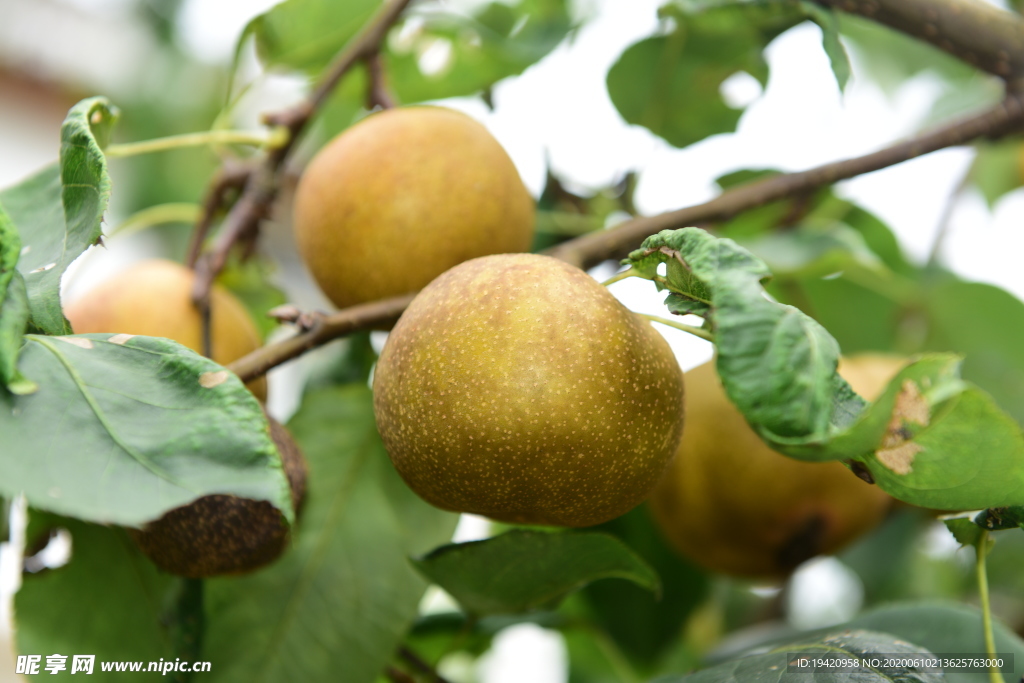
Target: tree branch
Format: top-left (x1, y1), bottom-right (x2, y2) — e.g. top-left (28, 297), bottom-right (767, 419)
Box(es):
top-left (226, 92), bottom-right (1024, 382)
top-left (547, 93), bottom-right (1024, 270)
top-left (189, 0), bottom-right (415, 306)
top-left (229, 295), bottom-right (413, 383)
top-left (811, 0), bottom-right (1024, 89)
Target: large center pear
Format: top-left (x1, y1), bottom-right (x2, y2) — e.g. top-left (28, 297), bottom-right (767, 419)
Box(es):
top-left (293, 106), bottom-right (535, 309)
top-left (373, 254), bottom-right (686, 527)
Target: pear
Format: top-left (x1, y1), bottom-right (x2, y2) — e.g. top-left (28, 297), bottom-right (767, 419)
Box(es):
top-left (64, 259), bottom-right (267, 400)
top-left (130, 417), bottom-right (307, 578)
top-left (293, 106), bottom-right (535, 309)
top-left (373, 253), bottom-right (685, 527)
top-left (649, 355), bottom-right (903, 579)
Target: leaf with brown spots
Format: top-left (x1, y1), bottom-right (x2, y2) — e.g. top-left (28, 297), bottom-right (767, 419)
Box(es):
top-left (0, 334), bottom-right (291, 527)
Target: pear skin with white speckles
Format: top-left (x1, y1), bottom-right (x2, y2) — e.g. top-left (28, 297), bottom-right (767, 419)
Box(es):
top-left (372, 253), bottom-right (686, 527)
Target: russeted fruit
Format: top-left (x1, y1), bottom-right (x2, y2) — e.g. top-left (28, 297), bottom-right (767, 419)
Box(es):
top-left (65, 259), bottom-right (267, 400)
top-left (373, 253), bottom-right (686, 527)
top-left (131, 417), bottom-right (307, 578)
top-left (293, 106), bottom-right (535, 309)
top-left (650, 355), bottom-right (905, 579)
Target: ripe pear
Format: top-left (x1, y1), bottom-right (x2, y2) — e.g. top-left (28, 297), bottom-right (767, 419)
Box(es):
top-left (293, 106), bottom-right (535, 309)
top-left (373, 253), bottom-right (686, 527)
top-left (650, 355), bottom-right (903, 579)
top-left (131, 417), bottom-right (307, 578)
top-left (64, 259), bottom-right (267, 400)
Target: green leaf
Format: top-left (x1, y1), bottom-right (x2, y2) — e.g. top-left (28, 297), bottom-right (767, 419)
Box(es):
top-left (660, 629), bottom-right (943, 682)
top-left (581, 505), bottom-right (709, 669)
top-left (968, 139), bottom-right (1023, 208)
top-left (387, 0), bottom-right (573, 103)
top-left (710, 601), bottom-right (1024, 683)
top-left (414, 529), bottom-right (660, 616)
top-left (623, 229), bottom-right (1024, 511)
top-left (245, 0), bottom-right (380, 73)
top-left (606, 3), bottom-right (801, 148)
top-left (15, 512), bottom-right (176, 679)
top-left (218, 258), bottom-right (287, 341)
top-left (799, 1), bottom-right (850, 90)
top-left (0, 334), bottom-right (291, 527)
top-left (738, 222), bottom-right (883, 279)
top-left (0, 98), bottom-right (118, 335)
top-left (973, 506), bottom-right (1024, 531)
top-left (0, 203), bottom-right (33, 394)
top-left (942, 516), bottom-right (988, 549)
top-left (923, 278), bottom-right (1024, 426)
top-left (203, 384), bottom-right (458, 683)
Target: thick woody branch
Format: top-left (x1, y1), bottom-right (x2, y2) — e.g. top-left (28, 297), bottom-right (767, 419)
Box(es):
top-left (189, 0), bottom-right (414, 306)
top-left (547, 93), bottom-right (1024, 270)
top-left (812, 0), bottom-right (1024, 88)
top-left (227, 93), bottom-right (1024, 381)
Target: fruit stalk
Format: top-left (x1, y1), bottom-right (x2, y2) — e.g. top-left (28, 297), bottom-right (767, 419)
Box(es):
top-left (975, 531), bottom-right (1002, 683)
top-left (170, 578), bottom-right (204, 683)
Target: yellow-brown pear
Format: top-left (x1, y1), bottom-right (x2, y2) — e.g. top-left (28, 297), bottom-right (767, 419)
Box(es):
top-left (650, 355), bottom-right (904, 579)
top-left (64, 259), bottom-right (267, 400)
top-left (293, 106), bottom-right (535, 309)
top-left (373, 253), bottom-right (685, 527)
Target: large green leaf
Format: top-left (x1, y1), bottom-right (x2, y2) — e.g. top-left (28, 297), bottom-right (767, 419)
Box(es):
top-left (203, 384), bottom-right (457, 683)
top-left (606, 3), bottom-right (801, 149)
top-left (622, 229), bottom-right (1024, 511)
top-left (414, 529), bottom-right (659, 617)
top-left (15, 512), bottom-right (176, 680)
top-left (387, 0), bottom-right (572, 103)
top-left (0, 334), bottom-right (291, 527)
top-left (581, 505), bottom-right (709, 669)
top-left (0, 98), bottom-right (117, 335)
top-left (0, 203), bottom-right (33, 394)
top-left (244, 0), bottom-right (380, 73)
top-left (658, 629), bottom-right (944, 682)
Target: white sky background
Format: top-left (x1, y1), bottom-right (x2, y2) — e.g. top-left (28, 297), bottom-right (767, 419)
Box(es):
top-left (0, 0), bottom-right (1018, 680)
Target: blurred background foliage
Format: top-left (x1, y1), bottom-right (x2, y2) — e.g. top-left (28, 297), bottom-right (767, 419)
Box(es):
top-left (2, 0), bottom-right (1024, 681)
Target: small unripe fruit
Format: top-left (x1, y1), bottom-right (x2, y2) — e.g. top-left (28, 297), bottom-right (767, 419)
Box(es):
top-left (373, 253), bottom-right (686, 527)
top-left (64, 259), bottom-right (267, 400)
top-left (130, 417), bottom-right (307, 578)
top-left (293, 106), bottom-right (535, 309)
top-left (650, 356), bottom-right (901, 579)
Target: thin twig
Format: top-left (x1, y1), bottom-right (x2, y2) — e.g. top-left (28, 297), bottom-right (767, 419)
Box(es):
top-left (189, 0), bottom-right (415, 307)
top-left (926, 164), bottom-right (972, 266)
top-left (185, 160), bottom-right (252, 269)
top-left (398, 646), bottom-right (453, 683)
top-left (366, 51), bottom-right (397, 109)
top-left (384, 666), bottom-right (416, 683)
top-left (228, 294), bottom-right (413, 383)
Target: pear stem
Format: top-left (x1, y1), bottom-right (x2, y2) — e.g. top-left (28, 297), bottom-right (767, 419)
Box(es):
top-left (171, 577), bottom-right (204, 683)
top-left (637, 313), bottom-right (714, 342)
top-left (600, 268), bottom-right (638, 287)
top-left (976, 531), bottom-right (1003, 683)
top-left (105, 129), bottom-right (286, 158)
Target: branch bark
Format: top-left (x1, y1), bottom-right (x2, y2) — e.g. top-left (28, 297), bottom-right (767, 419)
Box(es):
top-left (811, 0), bottom-right (1024, 89)
top-left (189, 0), bottom-right (415, 306)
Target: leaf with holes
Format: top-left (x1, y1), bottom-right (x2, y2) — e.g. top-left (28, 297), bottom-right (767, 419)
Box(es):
top-left (0, 98), bottom-right (118, 335)
top-left (414, 529), bottom-right (660, 616)
top-left (386, 0), bottom-right (573, 103)
top-left (0, 334), bottom-right (291, 527)
top-left (623, 228), bottom-right (1024, 511)
top-left (203, 384), bottom-right (458, 683)
top-left (607, 2), bottom-right (802, 149)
